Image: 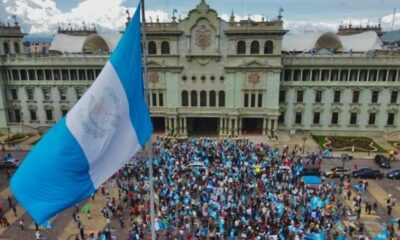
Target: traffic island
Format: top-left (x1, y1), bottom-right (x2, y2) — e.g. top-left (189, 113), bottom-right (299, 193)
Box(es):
top-left (312, 135), bottom-right (386, 153)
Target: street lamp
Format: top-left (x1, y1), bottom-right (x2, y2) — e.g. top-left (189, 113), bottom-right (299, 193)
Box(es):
top-left (302, 136), bottom-right (308, 154)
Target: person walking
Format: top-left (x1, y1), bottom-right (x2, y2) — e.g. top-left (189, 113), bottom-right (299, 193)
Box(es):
top-left (12, 205), bottom-right (17, 217)
top-left (19, 219), bottom-right (24, 231)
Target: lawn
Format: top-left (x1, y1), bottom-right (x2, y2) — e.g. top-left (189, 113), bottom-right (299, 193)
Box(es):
top-left (3, 133), bottom-right (34, 145)
top-left (312, 135), bottom-right (386, 152)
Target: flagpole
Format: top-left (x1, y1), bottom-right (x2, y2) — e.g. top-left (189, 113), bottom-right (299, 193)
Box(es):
top-left (140, 1), bottom-right (156, 240)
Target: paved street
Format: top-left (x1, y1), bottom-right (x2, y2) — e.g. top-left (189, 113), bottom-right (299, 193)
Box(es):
top-left (0, 148), bottom-right (400, 239)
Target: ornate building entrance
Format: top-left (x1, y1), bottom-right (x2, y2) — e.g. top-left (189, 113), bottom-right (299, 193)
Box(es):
top-left (187, 117), bottom-right (219, 136)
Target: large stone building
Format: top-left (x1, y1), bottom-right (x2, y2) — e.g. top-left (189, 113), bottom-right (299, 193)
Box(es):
top-left (0, 0), bottom-right (399, 138)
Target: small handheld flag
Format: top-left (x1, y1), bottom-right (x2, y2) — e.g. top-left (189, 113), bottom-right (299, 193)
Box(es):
top-left (10, 3), bottom-right (152, 224)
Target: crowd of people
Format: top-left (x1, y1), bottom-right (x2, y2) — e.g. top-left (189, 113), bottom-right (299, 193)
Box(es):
top-left (105, 137), bottom-right (353, 240)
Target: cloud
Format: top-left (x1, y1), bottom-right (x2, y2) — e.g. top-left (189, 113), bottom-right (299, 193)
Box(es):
top-left (3, 0), bottom-right (399, 34)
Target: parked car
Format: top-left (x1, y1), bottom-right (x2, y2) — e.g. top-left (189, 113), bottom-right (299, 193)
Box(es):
top-left (374, 154), bottom-right (391, 168)
top-left (323, 167), bottom-right (351, 178)
top-left (352, 168), bottom-right (384, 179)
top-left (0, 160), bottom-right (19, 169)
top-left (302, 165), bottom-right (321, 176)
top-left (386, 169), bottom-right (400, 180)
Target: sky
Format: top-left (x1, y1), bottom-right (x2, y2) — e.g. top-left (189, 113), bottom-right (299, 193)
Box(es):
top-left (1, 0), bottom-right (400, 34)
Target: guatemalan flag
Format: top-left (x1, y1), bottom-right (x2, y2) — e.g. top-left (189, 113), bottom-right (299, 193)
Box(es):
top-left (10, 5), bottom-right (152, 224)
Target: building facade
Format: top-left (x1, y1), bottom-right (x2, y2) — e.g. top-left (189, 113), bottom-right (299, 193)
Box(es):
top-left (0, 0), bottom-right (399, 138)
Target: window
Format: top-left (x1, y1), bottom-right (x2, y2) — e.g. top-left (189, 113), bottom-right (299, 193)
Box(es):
top-left (278, 112), bottom-right (285, 124)
top-left (14, 109), bottom-right (20, 122)
top-left (378, 70), bottom-right (387, 81)
top-left (30, 109), bottom-right (37, 121)
top-left (284, 70), bottom-right (292, 81)
top-left (237, 41), bottom-right (246, 54)
top-left (369, 70), bottom-right (377, 81)
top-left (293, 69), bottom-right (301, 81)
top-left (388, 70), bottom-right (397, 82)
top-left (302, 70), bottom-right (310, 81)
top-left (191, 90), bottom-right (197, 106)
top-left (161, 41), bottom-right (170, 54)
top-left (257, 94), bottom-right (262, 107)
top-left (53, 69), bottom-right (60, 80)
top-left (62, 109), bottom-right (68, 116)
top-left (371, 91), bottom-right (379, 104)
top-left (250, 41), bottom-right (259, 54)
top-left (350, 112), bottom-right (357, 125)
top-left (264, 41), bottom-right (273, 54)
top-left (14, 42), bottom-right (20, 54)
top-left (95, 69), bottom-right (101, 78)
top-left (218, 91), bottom-right (225, 107)
top-left (148, 41), bottom-right (157, 54)
top-left (350, 70), bottom-right (358, 81)
top-left (43, 89), bottom-right (51, 101)
top-left (359, 70), bottom-right (367, 81)
top-left (315, 90), bottom-right (322, 103)
top-left (10, 89), bottom-right (18, 100)
top-left (12, 70), bottom-right (19, 80)
top-left (70, 70), bottom-right (77, 80)
top-left (76, 88), bottom-right (83, 100)
top-left (390, 91), bottom-right (398, 104)
top-left (158, 93), bottom-right (164, 106)
top-left (333, 90), bottom-right (341, 103)
top-left (62, 70), bottom-right (69, 80)
top-left (200, 91), bottom-right (207, 107)
top-left (352, 90), bottom-right (360, 103)
top-left (368, 113), bottom-right (376, 125)
top-left (28, 69), bottom-right (36, 80)
top-left (340, 70), bottom-right (348, 81)
top-left (78, 69), bottom-right (86, 80)
top-left (46, 109), bottom-right (53, 121)
top-left (330, 70), bottom-right (338, 81)
top-left (387, 113), bottom-right (395, 126)
top-left (279, 90), bottom-right (286, 103)
top-left (87, 70), bottom-right (95, 80)
top-left (37, 69), bottom-right (44, 80)
top-left (26, 88), bottom-right (34, 100)
top-left (313, 112), bottom-right (320, 124)
top-left (244, 93), bottom-right (249, 107)
top-left (59, 89), bottom-right (67, 101)
top-left (296, 90), bottom-right (304, 103)
top-left (209, 91), bottom-right (216, 107)
top-left (295, 112), bottom-right (302, 124)
top-left (152, 93), bottom-right (157, 106)
top-left (321, 70), bottom-right (329, 81)
top-left (181, 91), bottom-right (188, 106)
top-left (20, 70), bottom-right (27, 80)
top-left (311, 70), bottom-right (320, 81)
top-left (331, 112), bottom-right (339, 125)
top-left (3, 42), bottom-right (9, 55)
top-left (45, 69), bottom-right (52, 80)
top-left (248, 94), bottom-right (254, 107)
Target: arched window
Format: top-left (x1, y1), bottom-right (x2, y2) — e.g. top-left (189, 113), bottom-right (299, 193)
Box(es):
top-left (219, 91), bottom-right (225, 107)
top-left (3, 42), bottom-right (9, 55)
top-left (200, 91), bottom-right (207, 107)
top-left (191, 90), bottom-right (198, 106)
top-left (250, 41), bottom-right (259, 54)
top-left (181, 91), bottom-right (188, 106)
top-left (264, 41), bottom-right (273, 54)
top-left (209, 91), bottom-right (216, 107)
top-left (14, 42), bottom-right (20, 54)
top-left (161, 41), bottom-right (170, 54)
top-left (148, 41), bottom-right (157, 54)
top-left (237, 41), bottom-right (246, 54)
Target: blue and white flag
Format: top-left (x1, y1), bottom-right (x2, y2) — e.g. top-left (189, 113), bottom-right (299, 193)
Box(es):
top-left (10, 4), bottom-right (152, 224)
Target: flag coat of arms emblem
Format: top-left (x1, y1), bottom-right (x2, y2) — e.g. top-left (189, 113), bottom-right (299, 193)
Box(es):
top-left (10, 4), bottom-right (152, 224)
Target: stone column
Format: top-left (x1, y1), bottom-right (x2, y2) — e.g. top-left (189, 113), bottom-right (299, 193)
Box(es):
top-left (267, 118), bottom-right (272, 136)
top-left (183, 117), bottom-right (187, 135)
top-left (263, 118), bottom-right (267, 135)
top-left (219, 117), bottom-right (223, 136)
top-left (238, 118), bottom-right (242, 136)
top-left (164, 117), bottom-right (169, 135)
top-left (233, 118), bottom-right (238, 136)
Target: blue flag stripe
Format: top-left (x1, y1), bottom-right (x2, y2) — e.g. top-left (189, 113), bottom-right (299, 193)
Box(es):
top-left (110, 4), bottom-right (153, 146)
top-left (10, 118), bottom-right (95, 224)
